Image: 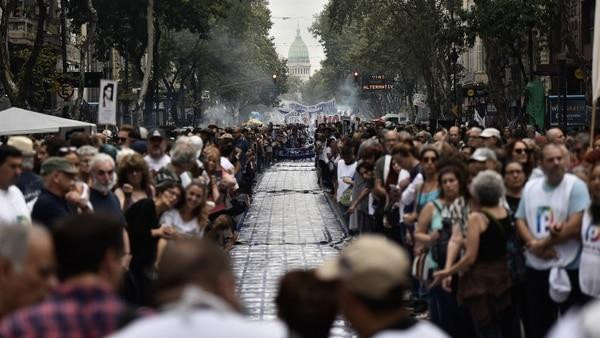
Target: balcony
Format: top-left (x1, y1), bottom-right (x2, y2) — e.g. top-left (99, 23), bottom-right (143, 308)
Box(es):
top-left (8, 17), bottom-right (36, 46)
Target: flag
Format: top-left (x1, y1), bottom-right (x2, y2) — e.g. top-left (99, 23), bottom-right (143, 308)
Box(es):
top-left (474, 108), bottom-right (485, 127)
top-left (593, 0), bottom-right (600, 102)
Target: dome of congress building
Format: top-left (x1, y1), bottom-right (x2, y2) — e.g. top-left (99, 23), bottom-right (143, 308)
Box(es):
top-left (287, 26), bottom-right (311, 81)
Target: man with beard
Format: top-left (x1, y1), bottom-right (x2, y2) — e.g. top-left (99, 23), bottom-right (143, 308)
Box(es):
top-left (88, 153), bottom-right (125, 225)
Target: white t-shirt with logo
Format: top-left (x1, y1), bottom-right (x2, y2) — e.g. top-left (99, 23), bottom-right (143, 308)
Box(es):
top-left (159, 209), bottom-right (204, 238)
top-left (580, 210), bottom-right (600, 297)
top-left (373, 321), bottom-right (449, 338)
top-left (0, 186), bottom-right (30, 225)
top-left (516, 174), bottom-right (588, 270)
top-left (144, 154), bottom-right (171, 172)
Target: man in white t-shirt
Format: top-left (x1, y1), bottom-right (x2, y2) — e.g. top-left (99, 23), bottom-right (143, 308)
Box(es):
top-left (0, 145), bottom-right (29, 225)
top-left (111, 238), bottom-right (285, 338)
top-left (316, 235), bottom-right (448, 338)
top-left (144, 129), bottom-right (171, 173)
top-left (516, 143), bottom-right (590, 338)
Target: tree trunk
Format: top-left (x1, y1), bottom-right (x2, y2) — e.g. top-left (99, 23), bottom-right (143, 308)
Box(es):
top-left (0, 0), bottom-right (49, 108)
top-left (0, 0), bottom-right (19, 104)
top-left (133, 0), bottom-right (154, 123)
top-left (72, 0), bottom-right (97, 120)
top-left (20, 0), bottom-right (49, 106)
top-left (60, 0), bottom-right (67, 72)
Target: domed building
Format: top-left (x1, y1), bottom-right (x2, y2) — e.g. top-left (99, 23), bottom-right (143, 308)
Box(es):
top-left (287, 26), bottom-right (311, 82)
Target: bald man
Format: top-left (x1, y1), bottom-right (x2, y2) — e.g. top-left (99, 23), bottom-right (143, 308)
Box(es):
top-left (0, 225), bottom-right (56, 318)
top-left (546, 128), bottom-right (566, 145)
top-left (467, 127), bottom-right (483, 148)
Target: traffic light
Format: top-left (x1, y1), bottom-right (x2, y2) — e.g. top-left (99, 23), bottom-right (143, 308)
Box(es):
top-left (272, 74), bottom-right (278, 84)
top-left (353, 71), bottom-right (359, 84)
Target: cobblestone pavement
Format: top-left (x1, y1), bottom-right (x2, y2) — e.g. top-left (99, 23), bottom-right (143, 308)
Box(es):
top-left (230, 161), bottom-right (355, 337)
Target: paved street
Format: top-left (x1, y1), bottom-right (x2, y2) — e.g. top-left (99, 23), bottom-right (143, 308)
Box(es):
top-left (231, 161), bottom-right (354, 337)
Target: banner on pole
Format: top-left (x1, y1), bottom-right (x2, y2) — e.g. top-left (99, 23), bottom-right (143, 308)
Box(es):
top-left (98, 79), bottom-right (118, 125)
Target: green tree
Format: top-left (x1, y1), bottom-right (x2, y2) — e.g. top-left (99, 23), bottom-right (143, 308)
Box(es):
top-left (0, 0), bottom-right (50, 108)
top-left (315, 0), bottom-right (467, 119)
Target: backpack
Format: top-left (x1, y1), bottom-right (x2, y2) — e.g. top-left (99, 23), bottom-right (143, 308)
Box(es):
top-left (481, 209), bottom-right (527, 285)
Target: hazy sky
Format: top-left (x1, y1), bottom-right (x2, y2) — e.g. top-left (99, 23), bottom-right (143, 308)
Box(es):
top-left (268, 0), bottom-right (328, 74)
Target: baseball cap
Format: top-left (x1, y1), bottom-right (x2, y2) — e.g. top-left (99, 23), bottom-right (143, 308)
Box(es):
top-left (7, 136), bottom-right (35, 156)
top-left (316, 235), bottom-right (410, 299)
top-left (149, 129), bottom-right (166, 139)
top-left (40, 157), bottom-right (79, 176)
top-left (130, 140), bottom-right (147, 154)
top-left (480, 128), bottom-right (501, 139)
top-left (469, 147), bottom-right (497, 162)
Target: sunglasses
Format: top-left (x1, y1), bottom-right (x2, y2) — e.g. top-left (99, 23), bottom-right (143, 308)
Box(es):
top-left (422, 156), bottom-right (437, 163)
top-left (118, 137), bottom-right (127, 142)
top-left (513, 148), bottom-right (528, 154)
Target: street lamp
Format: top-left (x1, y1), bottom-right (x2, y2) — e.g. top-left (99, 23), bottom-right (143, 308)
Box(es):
top-left (272, 74), bottom-right (278, 84)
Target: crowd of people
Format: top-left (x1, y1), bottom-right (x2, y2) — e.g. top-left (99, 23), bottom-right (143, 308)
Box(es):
top-left (1, 118), bottom-right (600, 338)
top-left (316, 120), bottom-right (600, 337)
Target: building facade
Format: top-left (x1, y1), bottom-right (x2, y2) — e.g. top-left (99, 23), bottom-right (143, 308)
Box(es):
top-left (287, 26), bottom-right (311, 82)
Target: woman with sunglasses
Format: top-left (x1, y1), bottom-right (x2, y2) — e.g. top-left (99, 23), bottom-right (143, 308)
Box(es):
top-left (115, 153), bottom-right (155, 210)
top-left (506, 140), bottom-right (534, 178)
top-left (403, 146), bottom-right (440, 228)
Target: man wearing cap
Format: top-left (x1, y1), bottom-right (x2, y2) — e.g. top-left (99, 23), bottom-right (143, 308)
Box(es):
top-left (468, 147), bottom-right (499, 181)
top-left (316, 235), bottom-right (448, 338)
top-left (145, 129), bottom-right (171, 173)
top-left (480, 128), bottom-right (502, 150)
top-left (0, 145), bottom-right (29, 225)
top-left (31, 157), bottom-right (82, 228)
top-left (8, 136), bottom-right (43, 207)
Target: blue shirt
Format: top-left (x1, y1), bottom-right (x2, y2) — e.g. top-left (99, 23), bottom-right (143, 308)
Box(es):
top-left (31, 189), bottom-right (75, 229)
top-left (89, 189), bottom-right (126, 225)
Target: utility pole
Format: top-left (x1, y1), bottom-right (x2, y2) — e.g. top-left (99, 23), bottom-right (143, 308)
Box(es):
top-left (558, 60), bottom-right (567, 130)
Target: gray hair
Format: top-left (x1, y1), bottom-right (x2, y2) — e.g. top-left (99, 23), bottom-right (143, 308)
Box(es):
top-left (90, 153), bottom-right (115, 171)
top-left (77, 145), bottom-right (98, 158)
top-left (470, 170), bottom-right (505, 207)
top-left (0, 225), bottom-right (29, 272)
top-left (116, 148), bottom-right (136, 165)
top-left (170, 142), bottom-right (197, 166)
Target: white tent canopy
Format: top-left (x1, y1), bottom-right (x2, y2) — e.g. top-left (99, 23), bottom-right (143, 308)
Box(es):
top-left (0, 107), bottom-right (96, 136)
